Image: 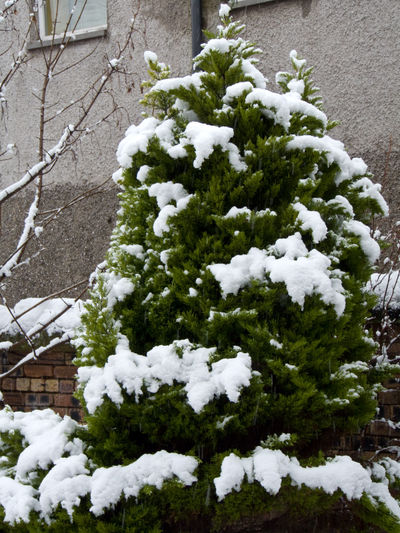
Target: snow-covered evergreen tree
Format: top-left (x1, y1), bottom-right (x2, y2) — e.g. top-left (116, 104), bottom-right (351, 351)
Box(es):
top-left (0, 5), bottom-right (399, 532)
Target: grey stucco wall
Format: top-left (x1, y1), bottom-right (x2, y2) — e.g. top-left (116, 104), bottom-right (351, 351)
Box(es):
top-left (226, 0), bottom-right (400, 214)
top-left (0, 0), bottom-right (192, 304)
top-left (0, 0), bottom-right (399, 304)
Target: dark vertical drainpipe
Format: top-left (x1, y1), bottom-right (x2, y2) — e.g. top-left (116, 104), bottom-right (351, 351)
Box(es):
top-left (191, 0), bottom-right (202, 59)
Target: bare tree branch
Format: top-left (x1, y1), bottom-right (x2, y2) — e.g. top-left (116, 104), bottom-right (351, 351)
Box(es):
top-left (0, 0), bottom-right (143, 378)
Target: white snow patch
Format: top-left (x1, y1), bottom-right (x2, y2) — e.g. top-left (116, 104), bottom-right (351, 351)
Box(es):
top-left (143, 50), bottom-right (158, 66)
top-left (289, 50), bottom-right (307, 69)
top-left (293, 202), bottom-right (327, 243)
top-left (78, 336), bottom-right (253, 414)
top-left (352, 177), bottom-right (389, 216)
top-left (368, 271), bottom-right (400, 309)
top-left (327, 195), bottom-right (354, 217)
top-left (169, 122), bottom-right (246, 172)
top-left (222, 81), bottom-right (254, 104)
top-left (136, 164), bottom-right (151, 184)
top-left (208, 234), bottom-right (345, 315)
top-left (286, 135), bottom-right (368, 185)
top-left (119, 244), bottom-right (145, 260)
top-left (344, 220), bottom-right (380, 264)
top-left (90, 451), bottom-right (198, 516)
top-left (104, 272), bottom-right (135, 309)
top-left (153, 194), bottom-right (193, 237)
top-left (0, 298), bottom-right (84, 339)
top-left (148, 181), bottom-right (189, 209)
top-left (116, 118), bottom-right (160, 168)
top-left (246, 89), bottom-right (327, 131)
top-left (287, 78), bottom-right (305, 95)
top-left (224, 206), bottom-right (252, 219)
top-left (214, 447), bottom-right (400, 521)
top-left (219, 3), bottom-right (231, 17)
top-left (0, 478), bottom-right (39, 524)
top-left (0, 410), bottom-right (198, 524)
top-left (39, 454), bottom-right (91, 518)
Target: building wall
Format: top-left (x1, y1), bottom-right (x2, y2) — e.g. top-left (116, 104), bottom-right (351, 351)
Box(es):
top-left (1, 343), bottom-right (83, 421)
top-left (1, 0), bottom-right (399, 305)
top-left (0, 0), bottom-right (192, 304)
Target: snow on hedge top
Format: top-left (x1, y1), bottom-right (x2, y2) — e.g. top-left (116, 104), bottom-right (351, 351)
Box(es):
top-left (1, 409), bottom-right (399, 525)
top-left (245, 88), bottom-right (327, 130)
top-left (78, 336), bottom-right (253, 414)
top-left (214, 447), bottom-right (400, 520)
top-left (0, 408), bottom-right (80, 481)
top-left (286, 135), bottom-right (371, 186)
top-left (0, 409), bottom-right (198, 524)
top-left (208, 233), bottom-right (346, 316)
top-left (0, 412), bottom-right (398, 523)
top-left (117, 118), bottom-right (247, 173)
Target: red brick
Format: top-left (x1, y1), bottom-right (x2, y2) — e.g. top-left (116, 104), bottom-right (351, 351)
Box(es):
top-left (16, 378), bottom-right (30, 392)
top-left (382, 377), bottom-right (400, 389)
top-left (38, 394), bottom-right (52, 407)
top-left (4, 366), bottom-right (23, 377)
top-left (360, 451), bottom-right (375, 461)
top-left (45, 379), bottom-right (59, 393)
top-left (378, 389), bottom-right (400, 405)
top-left (25, 394), bottom-right (39, 406)
top-left (54, 366), bottom-right (77, 378)
top-left (381, 405), bottom-right (393, 420)
top-left (388, 343), bottom-right (400, 355)
top-left (6, 353), bottom-right (27, 366)
top-left (53, 407), bottom-right (68, 418)
top-left (59, 380), bottom-right (75, 393)
top-left (40, 352), bottom-right (66, 363)
top-left (31, 379), bottom-right (45, 392)
top-left (24, 365), bottom-right (53, 378)
top-left (54, 394), bottom-right (74, 407)
top-left (3, 392), bottom-right (24, 405)
top-left (1, 378), bottom-right (15, 391)
top-left (366, 420), bottom-right (392, 437)
top-left (62, 345), bottom-right (75, 354)
top-left (25, 394), bottom-right (53, 407)
top-left (69, 409), bottom-right (83, 422)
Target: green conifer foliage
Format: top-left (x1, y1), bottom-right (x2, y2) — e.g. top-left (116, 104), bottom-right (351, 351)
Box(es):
top-left (68, 6), bottom-right (398, 531)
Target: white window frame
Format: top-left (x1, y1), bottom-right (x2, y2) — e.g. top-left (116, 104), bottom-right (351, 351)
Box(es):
top-left (29, 0), bottom-right (107, 49)
top-left (231, 0), bottom-right (276, 8)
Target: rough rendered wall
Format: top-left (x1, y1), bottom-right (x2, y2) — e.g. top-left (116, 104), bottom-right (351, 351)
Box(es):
top-left (0, 0), bottom-right (192, 304)
top-left (225, 0), bottom-right (400, 218)
top-left (1, 0), bottom-right (399, 304)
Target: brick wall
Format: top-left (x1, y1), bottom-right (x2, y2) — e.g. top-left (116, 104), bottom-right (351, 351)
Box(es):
top-left (0, 344), bottom-right (82, 422)
top-left (328, 321), bottom-right (400, 460)
top-left (328, 383), bottom-right (400, 461)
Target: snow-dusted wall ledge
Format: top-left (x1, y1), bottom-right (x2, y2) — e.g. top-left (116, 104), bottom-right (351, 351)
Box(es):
top-left (0, 298), bottom-right (84, 343)
top-left (0, 298), bottom-right (84, 421)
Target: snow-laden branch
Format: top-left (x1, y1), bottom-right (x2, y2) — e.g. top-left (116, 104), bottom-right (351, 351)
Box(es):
top-left (0, 125), bottom-right (74, 206)
top-left (0, 332), bottom-right (72, 379)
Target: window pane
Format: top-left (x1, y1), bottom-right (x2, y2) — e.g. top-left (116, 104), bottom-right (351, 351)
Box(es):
top-left (44, 0), bottom-right (107, 36)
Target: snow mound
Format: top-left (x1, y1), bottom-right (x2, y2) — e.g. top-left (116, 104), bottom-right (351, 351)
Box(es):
top-left (78, 336), bottom-right (253, 414)
top-left (214, 448), bottom-right (400, 520)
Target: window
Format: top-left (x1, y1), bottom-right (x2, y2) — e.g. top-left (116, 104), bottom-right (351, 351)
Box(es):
top-left (231, 0), bottom-right (276, 8)
top-left (30, 0), bottom-right (107, 48)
